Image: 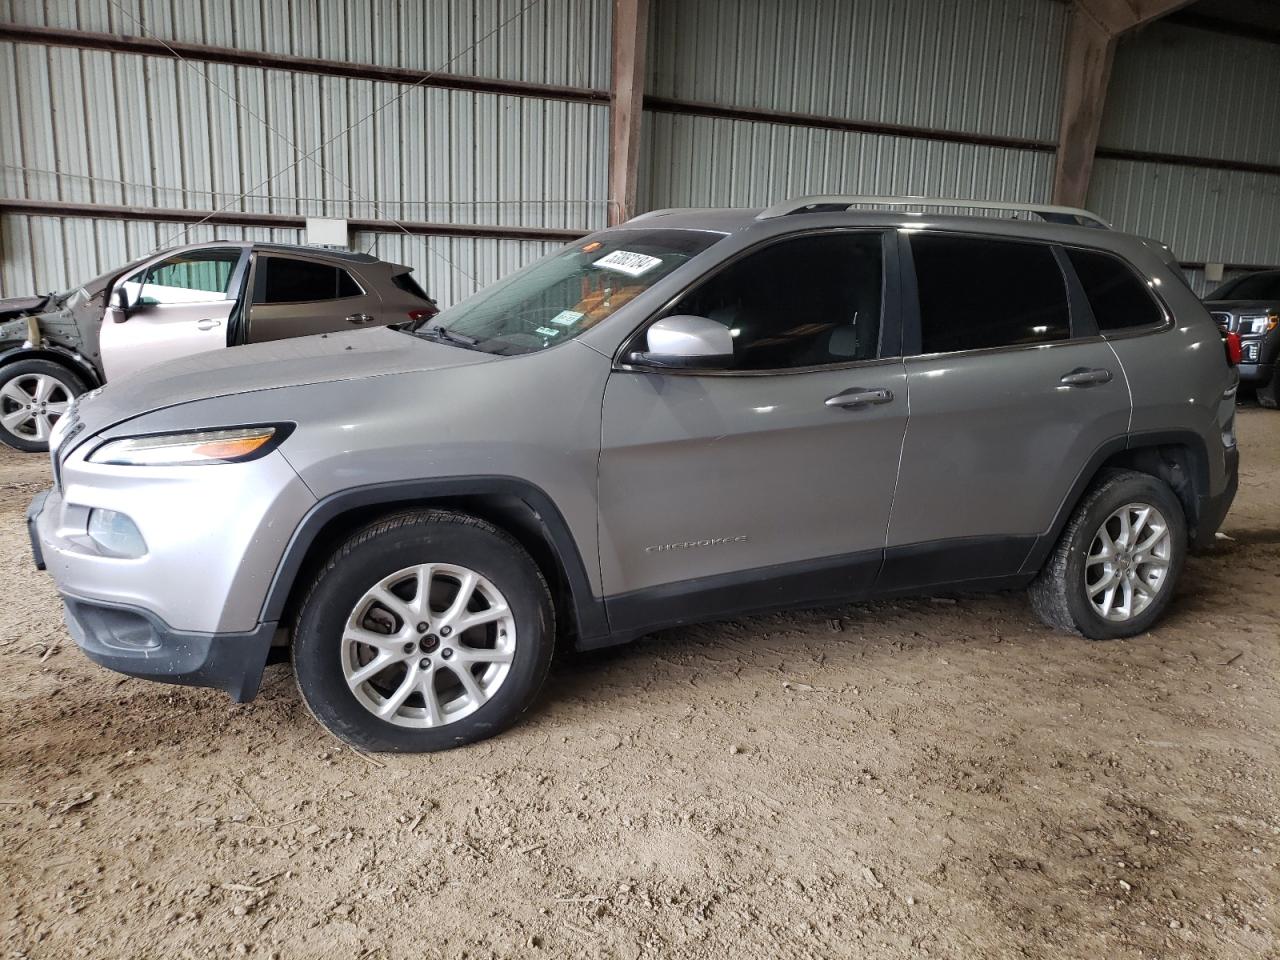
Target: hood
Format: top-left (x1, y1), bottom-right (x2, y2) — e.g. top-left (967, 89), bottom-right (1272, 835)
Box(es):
top-left (0, 294), bottom-right (52, 322)
top-left (69, 327), bottom-right (497, 439)
top-left (1201, 299), bottom-right (1279, 312)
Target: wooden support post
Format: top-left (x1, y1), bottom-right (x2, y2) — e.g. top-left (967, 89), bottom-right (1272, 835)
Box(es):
top-left (1052, 0), bottom-right (1195, 208)
top-left (608, 0), bottom-right (649, 225)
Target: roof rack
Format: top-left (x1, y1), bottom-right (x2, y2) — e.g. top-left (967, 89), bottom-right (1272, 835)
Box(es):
top-left (754, 195), bottom-right (1112, 229)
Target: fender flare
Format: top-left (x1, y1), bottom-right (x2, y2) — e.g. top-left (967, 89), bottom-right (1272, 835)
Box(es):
top-left (258, 476), bottom-right (612, 646)
top-left (0, 344), bottom-right (102, 389)
top-left (1020, 428), bottom-right (1214, 573)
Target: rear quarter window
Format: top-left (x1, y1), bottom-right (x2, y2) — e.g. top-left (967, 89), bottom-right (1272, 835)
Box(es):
top-left (1066, 249), bottom-right (1164, 331)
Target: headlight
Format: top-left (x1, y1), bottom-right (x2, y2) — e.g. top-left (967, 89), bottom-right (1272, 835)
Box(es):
top-left (1240, 314), bottom-right (1278, 335)
top-left (88, 425), bottom-right (290, 467)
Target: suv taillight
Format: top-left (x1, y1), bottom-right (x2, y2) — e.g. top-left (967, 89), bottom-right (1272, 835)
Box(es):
top-left (407, 307), bottom-right (438, 324)
top-left (1224, 331), bottom-right (1242, 366)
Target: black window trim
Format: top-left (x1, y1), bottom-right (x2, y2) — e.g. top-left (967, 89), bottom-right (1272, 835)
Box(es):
top-left (251, 253), bottom-right (368, 305)
top-left (613, 227), bottom-right (901, 378)
top-left (1056, 242), bottom-right (1174, 342)
top-left (900, 228), bottom-right (1098, 362)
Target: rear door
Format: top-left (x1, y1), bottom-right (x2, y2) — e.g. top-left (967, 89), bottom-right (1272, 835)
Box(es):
top-left (246, 254), bottom-right (382, 342)
top-left (101, 247), bottom-right (248, 381)
top-left (597, 230), bottom-right (909, 632)
top-left (880, 231), bottom-right (1131, 590)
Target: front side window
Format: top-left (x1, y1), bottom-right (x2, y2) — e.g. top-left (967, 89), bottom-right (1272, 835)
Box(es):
top-left (426, 230), bottom-right (722, 355)
top-left (1067, 248), bottom-right (1164, 331)
top-left (659, 232), bottom-right (884, 370)
top-left (910, 234), bottom-right (1070, 353)
top-left (255, 258), bottom-right (363, 304)
top-left (128, 249), bottom-right (241, 305)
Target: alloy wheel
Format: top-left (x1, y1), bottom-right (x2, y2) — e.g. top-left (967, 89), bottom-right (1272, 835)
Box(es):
top-left (0, 374), bottom-right (72, 442)
top-left (1084, 502), bottom-right (1173, 622)
top-left (340, 563), bottom-right (516, 728)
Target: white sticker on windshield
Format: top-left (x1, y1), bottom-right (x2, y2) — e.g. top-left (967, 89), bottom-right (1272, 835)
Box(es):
top-left (549, 309), bottom-right (584, 327)
top-left (535, 326), bottom-right (561, 338)
top-left (592, 250), bottom-right (663, 277)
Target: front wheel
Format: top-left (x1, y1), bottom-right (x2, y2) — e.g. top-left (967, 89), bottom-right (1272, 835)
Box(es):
top-left (0, 359), bottom-right (87, 452)
top-left (1256, 365), bottom-right (1279, 409)
top-left (1029, 470), bottom-right (1187, 639)
top-left (292, 510), bottom-right (555, 752)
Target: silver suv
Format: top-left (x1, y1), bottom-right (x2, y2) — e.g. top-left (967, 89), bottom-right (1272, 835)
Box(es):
top-left (27, 196), bottom-right (1240, 752)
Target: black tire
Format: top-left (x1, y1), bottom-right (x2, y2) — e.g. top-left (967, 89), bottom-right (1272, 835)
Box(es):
top-left (0, 358), bottom-right (87, 453)
top-left (1028, 470), bottom-right (1187, 640)
top-left (1257, 366), bottom-right (1279, 409)
top-left (292, 509), bottom-right (555, 752)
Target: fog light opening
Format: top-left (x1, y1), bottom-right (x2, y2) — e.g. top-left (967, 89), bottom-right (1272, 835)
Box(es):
top-left (87, 508), bottom-right (147, 558)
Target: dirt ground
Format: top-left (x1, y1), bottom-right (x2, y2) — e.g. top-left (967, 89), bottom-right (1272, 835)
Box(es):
top-left (0, 409), bottom-right (1275, 960)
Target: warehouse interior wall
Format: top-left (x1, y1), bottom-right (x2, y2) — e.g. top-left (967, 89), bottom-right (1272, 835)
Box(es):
top-left (0, 0), bottom-right (1277, 300)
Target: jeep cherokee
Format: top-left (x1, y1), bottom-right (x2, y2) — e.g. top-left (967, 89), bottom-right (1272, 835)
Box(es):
top-left (28, 196), bottom-right (1240, 752)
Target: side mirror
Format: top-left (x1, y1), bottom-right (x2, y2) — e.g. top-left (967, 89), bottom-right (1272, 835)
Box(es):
top-left (628, 315), bottom-right (734, 369)
top-left (112, 286), bottom-right (133, 321)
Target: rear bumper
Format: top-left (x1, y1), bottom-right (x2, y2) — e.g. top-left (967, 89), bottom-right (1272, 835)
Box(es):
top-left (61, 594), bottom-right (277, 702)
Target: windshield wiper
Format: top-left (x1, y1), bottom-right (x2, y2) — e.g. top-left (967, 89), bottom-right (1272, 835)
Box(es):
top-left (416, 324), bottom-right (479, 348)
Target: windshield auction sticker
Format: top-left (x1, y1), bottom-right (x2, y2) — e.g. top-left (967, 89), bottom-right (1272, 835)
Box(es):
top-left (592, 250), bottom-right (663, 277)
top-left (549, 309), bottom-right (584, 327)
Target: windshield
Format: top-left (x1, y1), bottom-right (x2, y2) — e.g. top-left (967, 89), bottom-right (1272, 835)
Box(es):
top-left (424, 229), bottom-right (723, 355)
top-left (1208, 272), bottom-right (1280, 301)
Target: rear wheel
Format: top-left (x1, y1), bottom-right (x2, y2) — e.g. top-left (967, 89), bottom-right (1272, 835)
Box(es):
top-left (292, 510), bottom-right (555, 752)
top-left (0, 359), bottom-right (86, 452)
top-left (1029, 470), bottom-right (1187, 639)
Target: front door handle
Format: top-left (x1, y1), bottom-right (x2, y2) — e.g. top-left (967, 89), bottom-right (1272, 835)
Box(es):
top-left (1059, 367), bottom-right (1113, 387)
top-left (346, 313), bottom-right (375, 325)
top-left (825, 386), bottom-right (895, 409)
top-left (196, 319), bottom-right (222, 331)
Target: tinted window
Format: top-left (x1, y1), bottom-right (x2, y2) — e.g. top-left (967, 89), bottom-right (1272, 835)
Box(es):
top-left (910, 235), bottom-right (1069, 353)
top-left (257, 258), bottom-right (363, 303)
top-left (1208, 272), bottom-right (1280, 301)
top-left (391, 271), bottom-right (432, 302)
top-left (1067, 248), bottom-right (1163, 330)
top-left (131, 249), bottom-right (240, 304)
top-left (663, 232), bottom-right (883, 370)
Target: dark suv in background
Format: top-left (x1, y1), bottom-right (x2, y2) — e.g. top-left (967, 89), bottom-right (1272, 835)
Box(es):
top-left (1204, 270), bottom-right (1279, 408)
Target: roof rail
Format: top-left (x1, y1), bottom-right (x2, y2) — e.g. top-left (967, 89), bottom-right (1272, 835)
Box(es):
top-left (754, 195), bottom-right (1112, 229)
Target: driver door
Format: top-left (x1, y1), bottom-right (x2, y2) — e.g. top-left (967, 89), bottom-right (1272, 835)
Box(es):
top-left (596, 230), bottom-right (908, 634)
top-left (101, 247), bottom-right (248, 381)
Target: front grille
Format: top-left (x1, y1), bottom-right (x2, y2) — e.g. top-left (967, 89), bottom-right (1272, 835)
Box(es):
top-left (1209, 311), bottom-right (1233, 332)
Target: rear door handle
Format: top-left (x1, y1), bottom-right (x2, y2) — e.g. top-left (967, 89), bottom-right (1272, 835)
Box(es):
top-left (1059, 367), bottom-right (1113, 387)
top-left (825, 386), bottom-right (895, 409)
top-left (346, 313), bottom-right (375, 325)
top-left (196, 319), bottom-right (222, 331)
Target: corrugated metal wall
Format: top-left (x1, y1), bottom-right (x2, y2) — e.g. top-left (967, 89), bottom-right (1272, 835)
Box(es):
top-left (1090, 22), bottom-right (1280, 268)
top-left (641, 0), bottom-right (1065, 211)
top-left (0, 0), bottom-right (608, 297)
top-left (0, 0), bottom-right (611, 89)
top-left (646, 0), bottom-right (1065, 141)
top-left (641, 111), bottom-right (1055, 210)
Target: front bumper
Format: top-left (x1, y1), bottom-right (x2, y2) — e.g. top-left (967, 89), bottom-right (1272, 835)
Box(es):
top-left (61, 594), bottom-right (276, 702)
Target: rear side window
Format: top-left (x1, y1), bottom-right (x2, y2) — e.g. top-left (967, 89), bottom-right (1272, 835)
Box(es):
top-left (1067, 249), bottom-right (1164, 331)
top-left (255, 258), bottom-right (363, 304)
top-left (910, 235), bottom-right (1069, 353)
top-left (391, 271), bottom-right (433, 302)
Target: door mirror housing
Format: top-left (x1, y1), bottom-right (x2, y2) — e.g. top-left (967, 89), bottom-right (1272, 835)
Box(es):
top-left (629, 315), bottom-right (734, 369)
top-left (112, 285), bottom-right (133, 320)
